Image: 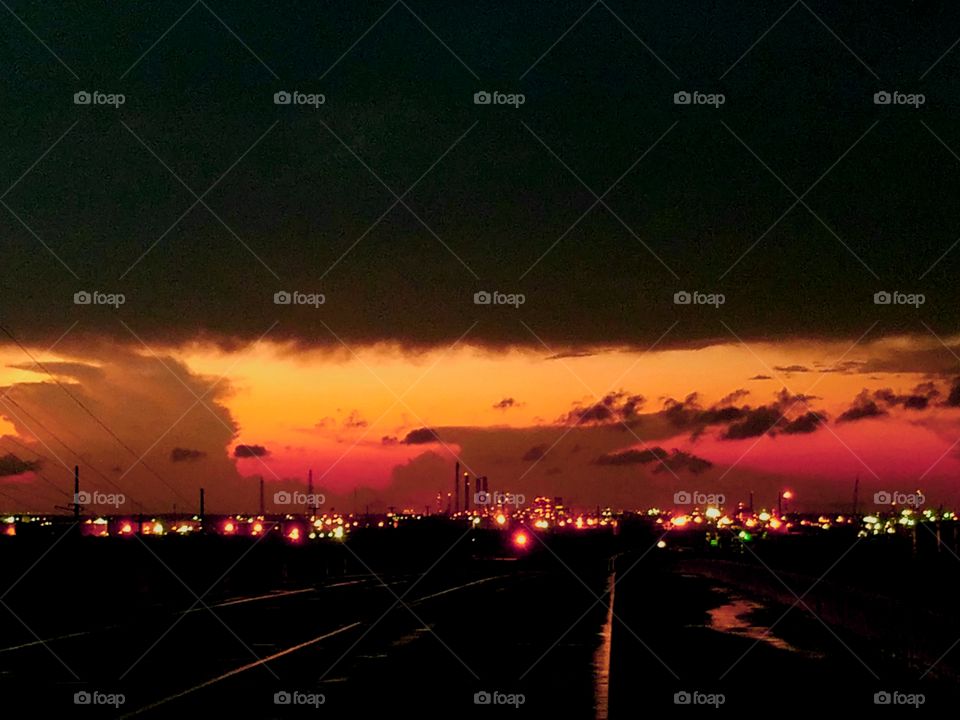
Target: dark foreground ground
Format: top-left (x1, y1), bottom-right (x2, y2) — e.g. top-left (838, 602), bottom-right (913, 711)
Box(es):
top-left (0, 520), bottom-right (958, 717)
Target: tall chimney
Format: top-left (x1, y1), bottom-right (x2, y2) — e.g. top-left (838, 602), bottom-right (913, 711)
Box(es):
top-left (454, 462), bottom-right (460, 514)
top-left (259, 476), bottom-right (264, 516)
top-left (464, 472), bottom-right (471, 512)
top-left (199, 487), bottom-right (205, 527)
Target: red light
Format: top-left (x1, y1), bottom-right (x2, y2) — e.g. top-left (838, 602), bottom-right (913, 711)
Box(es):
top-left (120, 523), bottom-right (132, 534)
top-left (512, 531), bottom-right (529, 548)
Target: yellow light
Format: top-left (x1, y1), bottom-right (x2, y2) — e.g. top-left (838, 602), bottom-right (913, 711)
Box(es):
top-left (671, 516), bottom-right (689, 527)
top-left (656, 540), bottom-right (667, 549)
top-left (153, 522), bottom-right (163, 535)
top-left (333, 526), bottom-right (344, 539)
top-left (705, 507), bottom-right (720, 519)
top-left (496, 514), bottom-right (506, 525)
top-left (758, 512), bottom-right (771, 522)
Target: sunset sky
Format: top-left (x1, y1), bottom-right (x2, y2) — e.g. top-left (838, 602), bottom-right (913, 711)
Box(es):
top-left (2, 1), bottom-right (960, 513)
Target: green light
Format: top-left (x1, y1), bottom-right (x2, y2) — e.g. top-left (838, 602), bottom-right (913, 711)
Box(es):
top-left (738, 530), bottom-right (753, 542)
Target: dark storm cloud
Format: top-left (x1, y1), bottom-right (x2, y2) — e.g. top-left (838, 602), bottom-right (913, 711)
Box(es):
top-left (660, 388), bottom-right (825, 441)
top-left (836, 391), bottom-right (887, 423)
top-left (522, 444), bottom-right (548, 461)
top-left (5, 3), bottom-right (960, 353)
top-left (342, 410), bottom-right (368, 429)
top-left (170, 447), bottom-right (206, 462)
top-left (595, 447), bottom-right (669, 466)
top-left (781, 411), bottom-right (826, 435)
top-left (234, 444), bottom-right (270, 458)
top-left (946, 379), bottom-right (960, 407)
top-left (722, 406), bottom-right (783, 440)
top-left (559, 392), bottom-right (645, 425)
top-left (401, 428), bottom-right (441, 445)
top-left (0, 453), bottom-right (40, 477)
top-left (594, 446), bottom-right (711, 475)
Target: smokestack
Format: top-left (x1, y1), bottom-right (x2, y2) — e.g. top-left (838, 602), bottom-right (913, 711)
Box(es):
top-left (464, 472), bottom-right (471, 512)
top-left (454, 462), bottom-right (460, 514)
top-left (73, 465), bottom-right (80, 521)
top-left (199, 487), bottom-right (205, 527)
top-left (259, 476), bottom-right (264, 516)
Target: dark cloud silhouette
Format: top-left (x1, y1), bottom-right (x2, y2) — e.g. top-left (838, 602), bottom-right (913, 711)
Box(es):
top-left (594, 446), bottom-right (710, 475)
top-left (723, 406), bottom-right (783, 440)
top-left (170, 447), bottom-right (206, 462)
top-left (546, 351), bottom-right (595, 360)
top-left (781, 411), bottom-right (826, 435)
top-left (402, 428), bottom-right (441, 445)
top-left (493, 398), bottom-right (519, 410)
top-left (945, 378), bottom-right (960, 407)
top-left (749, 375), bottom-right (773, 380)
top-left (837, 391), bottom-right (887, 423)
top-left (595, 447), bottom-right (669, 466)
top-left (558, 391), bottom-right (645, 426)
top-left (774, 365), bottom-right (811, 373)
top-left (342, 411), bottom-right (368, 429)
top-left (381, 436), bottom-right (399, 445)
top-left (0, 453), bottom-right (40, 477)
top-left (234, 444), bottom-right (270, 458)
top-left (522, 444), bottom-right (548, 461)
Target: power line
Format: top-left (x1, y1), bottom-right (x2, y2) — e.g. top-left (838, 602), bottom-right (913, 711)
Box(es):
top-left (0, 323), bottom-right (190, 506)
